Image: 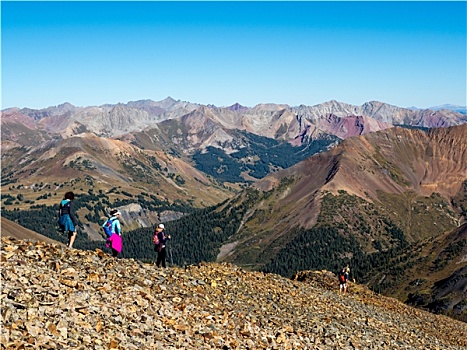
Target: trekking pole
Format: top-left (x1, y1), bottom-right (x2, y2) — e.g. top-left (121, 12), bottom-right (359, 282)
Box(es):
top-left (168, 246), bottom-right (174, 266)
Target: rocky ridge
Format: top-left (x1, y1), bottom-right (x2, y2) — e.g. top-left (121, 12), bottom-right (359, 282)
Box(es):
top-left (3, 98), bottom-right (465, 142)
top-left (1, 236), bottom-right (466, 349)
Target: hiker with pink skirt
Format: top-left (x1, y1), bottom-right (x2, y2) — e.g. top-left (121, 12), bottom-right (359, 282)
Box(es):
top-left (105, 209), bottom-right (123, 257)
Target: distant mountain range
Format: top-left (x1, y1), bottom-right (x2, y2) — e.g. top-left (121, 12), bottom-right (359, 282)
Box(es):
top-left (405, 104), bottom-right (467, 115)
top-left (4, 98), bottom-right (466, 139)
top-left (3, 98), bottom-right (466, 186)
top-left (1, 98), bottom-right (466, 321)
top-left (427, 104), bottom-right (467, 114)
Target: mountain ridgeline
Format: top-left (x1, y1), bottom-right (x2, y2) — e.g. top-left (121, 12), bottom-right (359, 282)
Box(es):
top-left (1, 98), bottom-right (466, 321)
top-left (2, 98), bottom-right (466, 188)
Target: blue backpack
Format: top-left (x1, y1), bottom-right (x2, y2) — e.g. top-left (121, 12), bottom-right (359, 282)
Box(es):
top-left (102, 218), bottom-right (115, 237)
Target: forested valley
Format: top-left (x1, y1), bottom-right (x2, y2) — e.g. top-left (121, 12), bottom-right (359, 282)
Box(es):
top-left (2, 186), bottom-right (415, 295)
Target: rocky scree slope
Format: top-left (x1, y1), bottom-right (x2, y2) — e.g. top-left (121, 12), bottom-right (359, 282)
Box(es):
top-left (1, 237), bottom-right (466, 350)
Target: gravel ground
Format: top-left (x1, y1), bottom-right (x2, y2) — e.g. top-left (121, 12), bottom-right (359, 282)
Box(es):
top-left (1, 237), bottom-right (466, 349)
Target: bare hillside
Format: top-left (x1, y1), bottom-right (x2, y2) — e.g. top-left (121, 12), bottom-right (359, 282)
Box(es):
top-left (1, 217), bottom-right (63, 246)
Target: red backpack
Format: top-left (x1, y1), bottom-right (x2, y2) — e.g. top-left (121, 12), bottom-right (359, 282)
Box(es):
top-left (339, 272), bottom-right (346, 283)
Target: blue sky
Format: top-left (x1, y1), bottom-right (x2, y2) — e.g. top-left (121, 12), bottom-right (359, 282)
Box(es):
top-left (2, 1), bottom-right (466, 110)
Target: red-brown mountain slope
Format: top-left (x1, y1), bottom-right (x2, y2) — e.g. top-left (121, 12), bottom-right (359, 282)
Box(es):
top-left (255, 124), bottom-right (467, 230)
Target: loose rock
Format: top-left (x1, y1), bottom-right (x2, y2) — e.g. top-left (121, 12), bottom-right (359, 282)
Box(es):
top-left (1, 237), bottom-right (466, 349)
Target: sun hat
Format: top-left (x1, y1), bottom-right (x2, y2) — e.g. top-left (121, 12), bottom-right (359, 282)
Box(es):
top-left (158, 223), bottom-right (165, 229)
top-left (110, 209), bottom-right (121, 216)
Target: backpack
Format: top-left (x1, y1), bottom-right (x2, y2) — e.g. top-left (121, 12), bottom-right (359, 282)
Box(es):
top-left (339, 272), bottom-right (346, 283)
top-left (103, 218), bottom-right (115, 237)
top-left (153, 232), bottom-right (160, 245)
top-left (153, 230), bottom-right (163, 252)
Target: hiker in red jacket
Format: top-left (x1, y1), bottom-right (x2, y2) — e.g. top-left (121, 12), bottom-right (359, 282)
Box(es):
top-left (339, 267), bottom-right (348, 294)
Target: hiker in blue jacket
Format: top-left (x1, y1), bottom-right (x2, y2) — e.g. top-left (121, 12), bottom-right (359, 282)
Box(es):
top-left (58, 191), bottom-right (78, 248)
top-left (102, 209), bottom-right (122, 237)
top-left (103, 209), bottom-right (122, 257)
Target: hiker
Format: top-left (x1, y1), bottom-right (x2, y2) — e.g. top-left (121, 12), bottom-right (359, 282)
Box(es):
top-left (339, 267), bottom-right (348, 294)
top-left (58, 191), bottom-right (78, 249)
top-left (103, 209), bottom-right (122, 258)
top-left (153, 223), bottom-right (171, 268)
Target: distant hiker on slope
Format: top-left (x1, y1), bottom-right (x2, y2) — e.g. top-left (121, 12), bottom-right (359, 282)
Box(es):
top-left (103, 209), bottom-right (122, 258)
top-left (58, 191), bottom-right (78, 249)
top-left (153, 223), bottom-right (171, 268)
top-left (339, 267), bottom-right (348, 294)
top-left (345, 265), bottom-right (350, 281)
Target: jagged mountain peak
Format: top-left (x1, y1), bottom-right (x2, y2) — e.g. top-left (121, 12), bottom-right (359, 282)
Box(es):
top-left (226, 102), bottom-right (249, 112)
top-left (55, 102), bottom-right (76, 110)
top-left (155, 96), bottom-right (179, 109)
top-left (162, 95), bottom-right (176, 102)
